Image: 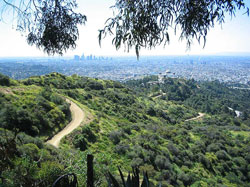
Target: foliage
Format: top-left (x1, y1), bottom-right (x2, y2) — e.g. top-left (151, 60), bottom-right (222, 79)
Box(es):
top-left (52, 173), bottom-right (78, 187)
top-left (1, 73), bottom-right (250, 186)
top-left (0, 129), bottom-right (65, 186)
top-left (1, 0), bottom-right (249, 56)
top-left (0, 73), bottom-right (10, 86)
top-left (1, 0), bottom-right (86, 55)
top-left (126, 76), bottom-right (250, 122)
top-left (107, 167), bottom-right (151, 187)
top-left (100, 0), bottom-right (249, 57)
top-left (0, 78), bottom-right (71, 137)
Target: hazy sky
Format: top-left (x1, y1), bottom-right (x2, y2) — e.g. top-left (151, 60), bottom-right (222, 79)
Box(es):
top-left (0, 0), bottom-right (250, 57)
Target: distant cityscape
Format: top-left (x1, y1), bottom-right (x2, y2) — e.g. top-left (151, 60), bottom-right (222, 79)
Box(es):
top-left (0, 55), bottom-right (249, 87)
top-left (73, 53), bottom-right (112, 61)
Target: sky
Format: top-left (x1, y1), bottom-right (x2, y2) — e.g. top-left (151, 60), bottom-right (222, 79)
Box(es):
top-left (0, 0), bottom-right (250, 57)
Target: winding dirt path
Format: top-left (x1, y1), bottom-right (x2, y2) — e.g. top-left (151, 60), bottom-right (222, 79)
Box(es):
top-left (185, 112), bottom-right (205, 122)
top-left (153, 93), bottom-right (166, 99)
top-left (46, 98), bottom-right (86, 148)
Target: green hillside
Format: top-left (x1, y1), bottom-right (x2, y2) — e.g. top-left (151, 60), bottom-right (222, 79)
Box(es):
top-left (0, 73), bottom-right (249, 186)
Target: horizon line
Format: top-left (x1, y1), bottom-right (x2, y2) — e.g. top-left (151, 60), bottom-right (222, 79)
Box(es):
top-left (1, 53), bottom-right (250, 58)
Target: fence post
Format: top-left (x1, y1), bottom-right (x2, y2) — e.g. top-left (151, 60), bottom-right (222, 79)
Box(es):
top-left (87, 154), bottom-right (94, 187)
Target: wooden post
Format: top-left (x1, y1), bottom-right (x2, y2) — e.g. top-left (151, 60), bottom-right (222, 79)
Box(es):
top-left (87, 154), bottom-right (94, 187)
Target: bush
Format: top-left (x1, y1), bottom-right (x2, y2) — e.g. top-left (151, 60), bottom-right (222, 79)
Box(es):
top-left (0, 73), bottom-right (10, 86)
top-left (73, 134), bottom-right (88, 151)
top-left (131, 158), bottom-right (143, 167)
top-left (37, 161), bottom-right (64, 186)
top-left (167, 143), bottom-right (179, 156)
top-left (50, 94), bottom-right (64, 105)
top-left (18, 143), bottom-right (40, 160)
top-left (115, 143), bottom-right (130, 155)
top-left (81, 126), bottom-right (97, 143)
top-left (109, 130), bottom-right (123, 144)
top-left (155, 155), bottom-right (171, 170)
top-left (122, 126), bottom-right (132, 135)
top-left (216, 150), bottom-right (230, 161)
top-left (86, 81), bottom-right (104, 90)
top-left (147, 107), bottom-right (156, 116)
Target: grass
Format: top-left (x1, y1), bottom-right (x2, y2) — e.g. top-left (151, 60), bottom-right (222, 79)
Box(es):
top-left (189, 132), bottom-right (201, 141)
top-left (230, 130), bottom-right (250, 138)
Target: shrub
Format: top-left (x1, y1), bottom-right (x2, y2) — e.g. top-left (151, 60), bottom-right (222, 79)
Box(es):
top-left (155, 155), bottom-right (171, 170)
top-left (18, 143), bottom-right (40, 161)
top-left (167, 143), bottom-right (179, 156)
top-left (86, 81), bottom-right (104, 90)
top-left (216, 150), bottom-right (230, 161)
top-left (122, 125), bottom-right (132, 135)
top-left (109, 130), bottom-right (123, 144)
top-left (146, 107), bottom-right (156, 116)
top-left (0, 73), bottom-right (10, 86)
top-left (131, 158), bottom-right (143, 167)
top-left (37, 161), bottom-right (64, 186)
top-left (82, 126), bottom-right (97, 143)
top-left (73, 134), bottom-right (88, 151)
top-left (115, 143), bottom-right (130, 155)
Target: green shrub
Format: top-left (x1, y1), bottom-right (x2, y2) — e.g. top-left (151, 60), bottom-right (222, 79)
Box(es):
top-left (109, 130), bottom-right (123, 145)
top-left (73, 134), bottom-right (88, 151)
top-left (18, 143), bottom-right (40, 160)
top-left (115, 143), bottom-right (130, 155)
top-left (0, 73), bottom-right (10, 86)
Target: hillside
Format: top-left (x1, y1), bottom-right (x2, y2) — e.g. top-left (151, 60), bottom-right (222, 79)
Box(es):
top-left (0, 73), bottom-right (249, 186)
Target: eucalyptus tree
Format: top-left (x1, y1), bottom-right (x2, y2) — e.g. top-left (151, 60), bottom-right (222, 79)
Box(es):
top-left (1, 0), bottom-right (249, 57)
top-left (1, 0), bottom-right (86, 55)
top-left (99, 0), bottom-right (249, 57)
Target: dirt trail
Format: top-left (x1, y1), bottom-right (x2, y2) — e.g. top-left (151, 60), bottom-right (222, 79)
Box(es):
top-left (47, 98), bottom-right (89, 148)
top-left (153, 93), bottom-right (166, 99)
top-left (185, 112), bottom-right (205, 122)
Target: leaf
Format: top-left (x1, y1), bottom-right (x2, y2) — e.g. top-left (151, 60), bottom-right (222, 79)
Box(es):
top-left (126, 173), bottom-right (132, 187)
top-left (141, 172), bottom-right (149, 187)
top-left (118, 167), bottom-right (126, 187)
top-left (98, 30), bottom-right (104, 47)
top-left (132, 168), bottom-right (140, 187)
top-left (108, 172), bottom-right (120, 187)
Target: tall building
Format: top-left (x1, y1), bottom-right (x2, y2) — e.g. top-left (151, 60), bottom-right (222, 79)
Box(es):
top-left (74, 55), bottom-right (80, 61)
top-left (81, 53), bottom-right (85, 60)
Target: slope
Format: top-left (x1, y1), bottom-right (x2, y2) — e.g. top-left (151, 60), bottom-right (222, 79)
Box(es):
top-left (1, 73), bottom-right (249, 187)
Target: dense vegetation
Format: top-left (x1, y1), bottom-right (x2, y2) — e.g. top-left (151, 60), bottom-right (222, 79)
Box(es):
top-left (0, 75), bottom-right (71, 138)
top-left (126, 76), bottom-right (250, 121)
top-left (0, 73), bottom-right (249, 186)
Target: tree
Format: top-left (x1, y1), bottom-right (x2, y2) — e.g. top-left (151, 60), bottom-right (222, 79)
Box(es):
top-left (1, 0), bottom-right (249, 57)
top-left (99, 0), bottom-right (249, 57)
top-left (1, 0), bottom-right (86, 55)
